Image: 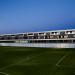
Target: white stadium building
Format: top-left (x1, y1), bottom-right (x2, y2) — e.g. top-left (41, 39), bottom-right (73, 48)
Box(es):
top-left (0, 29), bottom-right (75, 48)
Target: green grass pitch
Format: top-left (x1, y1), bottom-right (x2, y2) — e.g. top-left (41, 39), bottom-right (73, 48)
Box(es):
top-left (0, 46), bottom-right (75, 75)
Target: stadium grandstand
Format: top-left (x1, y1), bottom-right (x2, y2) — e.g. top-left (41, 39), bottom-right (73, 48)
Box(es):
top-left (0, 29), bottom-right (75, 48)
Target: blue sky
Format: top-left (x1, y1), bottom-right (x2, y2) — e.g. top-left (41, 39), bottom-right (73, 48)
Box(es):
top-left (0, 0), bottom-right (75, 34)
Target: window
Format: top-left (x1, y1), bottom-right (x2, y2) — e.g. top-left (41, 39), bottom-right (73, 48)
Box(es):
top-left (34, 33), bottom-right (38, 36)
top-left (66, 31), bottom-right (72, 34)
top-left (28, 33), bottom-right (33, 35)
top-left (51, 32), bottom-right (54, 34)
top-left (24, 34), bottom-right (27, 36)
top-left (46, 32), bottom-right (50, 35)
top-left (70, 31), bottom-right (72, 33)
top-left (73, 40), bottom-right (75, 43)
top-left (60, 32), bottom-right (65, 35)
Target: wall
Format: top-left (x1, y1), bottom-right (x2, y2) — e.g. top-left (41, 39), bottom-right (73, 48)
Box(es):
top-left (0, 43), bottom-right (75, 48)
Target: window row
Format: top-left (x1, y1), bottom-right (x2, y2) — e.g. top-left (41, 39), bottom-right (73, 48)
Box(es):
top-left (0, 34), bottom-right (75, 40)
top-left (0, 40), bottom-right (75, 43)
top-left (28, 40), bottom-right (75, 43)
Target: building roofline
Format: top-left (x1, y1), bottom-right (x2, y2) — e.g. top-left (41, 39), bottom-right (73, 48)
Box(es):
top-left (0, 29), bottom-right (75, 36)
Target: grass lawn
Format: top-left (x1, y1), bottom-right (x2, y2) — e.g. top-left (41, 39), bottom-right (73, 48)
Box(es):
top-left (0, 46), bottom-right (75, 75)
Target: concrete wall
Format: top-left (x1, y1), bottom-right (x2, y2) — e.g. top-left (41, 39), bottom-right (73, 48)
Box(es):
top-left (0, 43), bottom-right (75, 48)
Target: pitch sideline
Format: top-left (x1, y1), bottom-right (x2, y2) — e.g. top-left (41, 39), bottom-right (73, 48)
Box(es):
top-left (0, 72), bottom-right (9, 75)
top-left (56, 53), bottom-right (69, 67)
top-left (0, 51), bottom-right (46, 71)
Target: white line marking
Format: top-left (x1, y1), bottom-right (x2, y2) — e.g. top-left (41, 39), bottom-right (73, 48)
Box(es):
top-left (56, 53), bottom-right (69, 67)
top-left (0, 56), bottom-right (29, 71)
top-left (0, 72), bottom-right (9, 75)
top-left (73, 72), bottom-right (75, 73)
top-left (0, 52), bottom-right (46, 71)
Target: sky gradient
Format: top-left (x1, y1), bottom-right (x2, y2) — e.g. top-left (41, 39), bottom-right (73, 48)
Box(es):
top-left (0, 0), bottom-right (75, 34)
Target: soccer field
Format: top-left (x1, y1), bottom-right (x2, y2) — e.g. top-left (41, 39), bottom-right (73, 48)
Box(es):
top-left (0, 47), bottom-right (75, 75)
